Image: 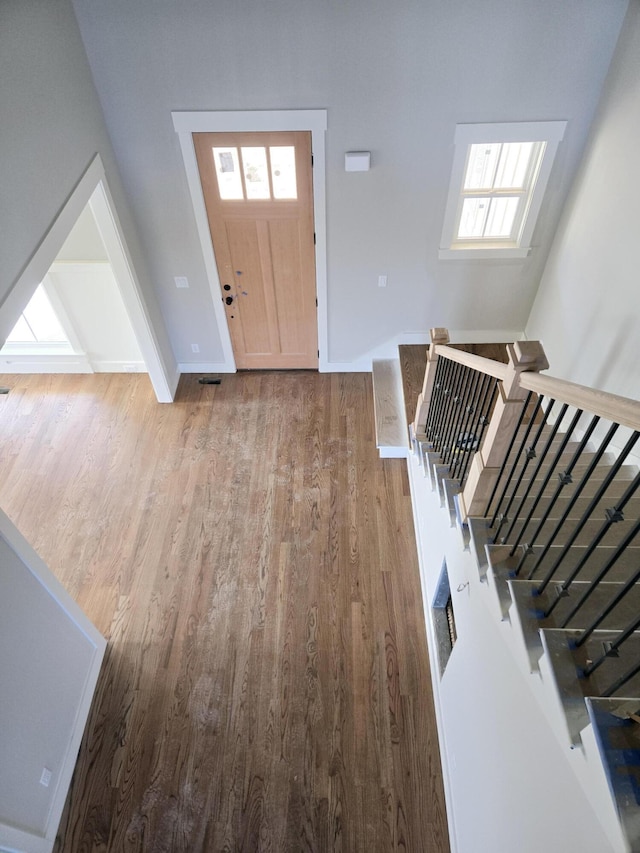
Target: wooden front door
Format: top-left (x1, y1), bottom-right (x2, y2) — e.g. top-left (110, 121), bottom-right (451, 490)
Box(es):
top-left (193, 131), bottom-right (318, 369)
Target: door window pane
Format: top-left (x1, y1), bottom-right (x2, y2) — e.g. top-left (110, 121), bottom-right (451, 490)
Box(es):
top-left (241, 147), bottom-right (270, 199)
top-left (213, 147), bottom-right (243, 200)
top-left (270, 146), bottom-right (297, 199)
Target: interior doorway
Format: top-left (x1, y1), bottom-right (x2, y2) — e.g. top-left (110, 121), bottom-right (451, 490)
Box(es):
top-left (1, 198), bottom-right (146, 375)
top-left (0, 155), bottom-right (174, 401)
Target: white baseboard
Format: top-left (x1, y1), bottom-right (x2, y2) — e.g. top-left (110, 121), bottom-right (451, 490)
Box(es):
top-left (321, 329), bottom-right (524, 373)
top-left (0, 355), bottom-right (92, 373)
top-left (177, 362), bottom-right (236, 374)
top-left (92, 361), bottom-right (146, 373)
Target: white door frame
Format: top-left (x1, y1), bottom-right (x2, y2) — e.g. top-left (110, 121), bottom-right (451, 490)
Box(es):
top-left (172, 110), bottom-right (328, 372)
top-left (1, 154), bottom-right (175, 401)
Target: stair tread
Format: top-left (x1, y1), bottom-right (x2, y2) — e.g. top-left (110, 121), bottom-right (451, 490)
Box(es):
top-left (372, 358), bottom-right (410, 457)
top-left (586, 697), bottom-right (640, 852)
top-left (489, 543), bottom-right (640, 584)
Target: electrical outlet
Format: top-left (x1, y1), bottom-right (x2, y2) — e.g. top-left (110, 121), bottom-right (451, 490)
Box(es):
top-left (191, 343), bottom-right (200, 353)
top-left (174, 276), bottom-right (189, 289)
top-left (378, 274), bottom-right (387, 288)
top-left (40, 768), bottom-right (52, 787)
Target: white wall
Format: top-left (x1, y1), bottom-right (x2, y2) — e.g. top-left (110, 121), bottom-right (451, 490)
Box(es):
top-left (407, 454), bottom-right (626, 853)
top-left (50, 263), bottom-right (146, 371)
top-left (0, 509), bottom-right (106, 853)
top-left (56, 204), bottom-right (109, 263)
top-left (70, 0), bottom-right (627, 366)
top-left (0, 0), bottom-right (175, 383)
top-left (526, 0), bottom-right (640, 400)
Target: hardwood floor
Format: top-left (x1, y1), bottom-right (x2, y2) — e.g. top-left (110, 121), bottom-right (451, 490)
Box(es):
top-left (0, 371), bottom-right (449, 852)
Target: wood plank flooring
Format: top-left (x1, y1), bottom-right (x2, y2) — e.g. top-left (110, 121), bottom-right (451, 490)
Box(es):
top-left (0, 371), bottom-right (449, 853)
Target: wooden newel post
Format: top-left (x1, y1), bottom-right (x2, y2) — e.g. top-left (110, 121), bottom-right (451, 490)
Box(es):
top-left (458, 340), bottom-right (549, 521)
top-left (412, 327), bottom-right (450, 440)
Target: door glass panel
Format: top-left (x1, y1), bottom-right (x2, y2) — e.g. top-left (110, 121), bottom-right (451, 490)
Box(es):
top-left (213, 147), bottom-right (243, 200)
top-left (270, 146), bottom-right (297, 199)
top-left (458, 197), bottom-right (490, 238)
top-left (484, 197), bottom-right (520, 238)
top-left (241, 147), bottom-right (270, 199)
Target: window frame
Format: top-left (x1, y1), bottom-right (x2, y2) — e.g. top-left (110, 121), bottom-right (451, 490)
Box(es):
top-left (439, 121), bottom-right (567, 260)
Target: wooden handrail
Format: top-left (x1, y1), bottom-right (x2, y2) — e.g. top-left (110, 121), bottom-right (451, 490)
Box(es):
top-left (434, 345), bottom-right (509, 382)
top-left (519, 372), bottom-right (640, 432)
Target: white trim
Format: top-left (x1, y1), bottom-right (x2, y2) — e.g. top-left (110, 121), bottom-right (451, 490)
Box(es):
top-left (406, 455), bottom-right (459, 853)
top-left (439, 120), bottom-right (567, 260)
top-left (321, 328), bottom-right (525, 373)
top-left (172, 110), bottom-right (328, 371)
top-left (177, 361), bottom-right (236, 374)
top-left (0, 354), bottom-right (93, 374)
top-left (89, 178), bottom-right (176, 400)
top-left (439, 247), bottom-right (530, 260)
top-left (0, 154), bottom-right (176, 401)
top-left (0, 508), bottom-right (106, 853)
top-left (92, 360), bottom-right (147, 373)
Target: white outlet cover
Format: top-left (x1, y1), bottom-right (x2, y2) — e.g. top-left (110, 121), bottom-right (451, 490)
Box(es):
top-left (39, 768), bottom-right (52, 787)
top-left (174, 276), bottom-right (189, 289)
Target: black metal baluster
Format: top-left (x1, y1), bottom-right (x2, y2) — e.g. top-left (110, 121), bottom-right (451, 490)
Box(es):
top-left (425, 357), bottom-right (449, 442)
top-left (530, 427), bottom-right (637, 589)
top-left (560, 518), bottom-right (640, 633)
top-left (441, 364), bottom-right (469, 465)
top-left (451, 367), bottom-right (482, 483)
top-left (458, 375), bottom-right (498, 487)
top-left (442, 365), bottom-right (473, 468)
top-left (425, 356), bottom-right (448, 441)
top-left (507, 413), bottom-right (599, 557)
top-left (602, 661), bottom-right (640, 698)
top-left (472, 378), bottom-right (500, 459)
top-left (543, 470), bottom-right (640, 618)
top-left (581, 611), bottom-right (640, 679)
top-left (435, 360), bottom-right (462, 454)
top-left (503, 403), bottom-right (570, 553)
top-left (484, 391), bottom-right (534, 520)
top-left (489, 394), bottom-right (546, 534)
top-left (428, 357), bottom-right (451, 448)
top-left (493, 398), bottom-right (557, 544)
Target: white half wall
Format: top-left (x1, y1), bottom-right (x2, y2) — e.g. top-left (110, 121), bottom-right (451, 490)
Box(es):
top-left (406, 452), bottom-right (626, 853)
top-left (0, 509), bottom-right (106, 853)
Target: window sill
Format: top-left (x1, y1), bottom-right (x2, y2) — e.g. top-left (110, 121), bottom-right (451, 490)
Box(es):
top-left (438, 246), bottom-right (531, 261)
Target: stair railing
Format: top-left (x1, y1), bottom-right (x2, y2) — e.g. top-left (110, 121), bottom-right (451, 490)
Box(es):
top-left (412, 327), bottom-right (640, 697)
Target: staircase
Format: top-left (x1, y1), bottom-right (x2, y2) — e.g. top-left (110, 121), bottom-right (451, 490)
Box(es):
top-left (374, 332), bottom-right (640, 853)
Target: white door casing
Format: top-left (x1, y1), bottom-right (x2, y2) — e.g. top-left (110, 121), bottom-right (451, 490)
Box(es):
top-left (172, 110), bottom-right (328, 372)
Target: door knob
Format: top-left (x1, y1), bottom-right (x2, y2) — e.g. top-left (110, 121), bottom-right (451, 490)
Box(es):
top-left (225, 296), bottom-right (234, 305)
